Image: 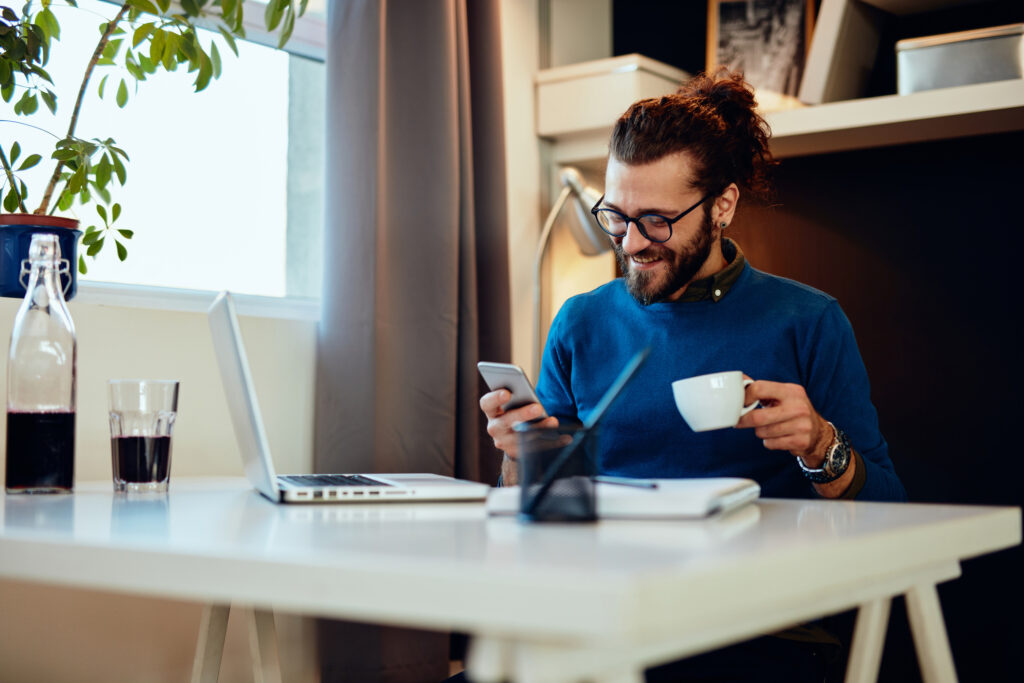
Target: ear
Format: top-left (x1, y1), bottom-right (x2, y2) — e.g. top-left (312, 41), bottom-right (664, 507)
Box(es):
top-left (711, 183), bottom-right (740, 228)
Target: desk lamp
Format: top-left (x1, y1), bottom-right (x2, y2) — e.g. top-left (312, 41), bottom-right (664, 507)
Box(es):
top-left (533, 167), bottom-right (609, 377)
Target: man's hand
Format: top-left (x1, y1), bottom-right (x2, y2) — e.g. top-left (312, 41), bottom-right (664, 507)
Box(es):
top-left (735, 379), bottom-right (856, 498)
top-left (735, 379), bottom-right (831, 466)
top-left (479, 390), bottom-right (558, 461)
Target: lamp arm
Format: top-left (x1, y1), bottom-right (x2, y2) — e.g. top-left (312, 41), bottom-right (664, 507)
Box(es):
top-left (533, 185), bottom-right (574, 379)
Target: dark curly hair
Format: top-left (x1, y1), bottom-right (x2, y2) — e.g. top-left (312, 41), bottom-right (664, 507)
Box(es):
top-left (609, 69), bottom-right (776, 203)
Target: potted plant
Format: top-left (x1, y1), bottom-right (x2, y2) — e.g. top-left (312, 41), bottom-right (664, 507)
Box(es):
top-left (0, 0), bottom-right (303, 298)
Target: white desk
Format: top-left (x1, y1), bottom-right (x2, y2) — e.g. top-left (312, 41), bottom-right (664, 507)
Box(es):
top-left (0, 479), bottom-right (1018, 683)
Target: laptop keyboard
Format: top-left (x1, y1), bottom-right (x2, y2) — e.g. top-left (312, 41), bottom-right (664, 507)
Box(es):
top-left (279, 474), bottom-right (393, 488)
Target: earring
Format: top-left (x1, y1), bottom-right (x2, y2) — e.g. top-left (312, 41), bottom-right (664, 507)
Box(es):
top-left (720, 221), bottom-right (727, 229)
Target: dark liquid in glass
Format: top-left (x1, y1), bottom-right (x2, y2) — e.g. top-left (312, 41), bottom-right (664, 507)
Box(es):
top-left (5, 411), bottom-right (75, 492)
top-left (112, 436), bottom-right (171, 484)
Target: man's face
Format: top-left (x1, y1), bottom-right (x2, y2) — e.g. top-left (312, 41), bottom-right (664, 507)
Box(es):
top-left (603, 152), bottom-right (716, 305)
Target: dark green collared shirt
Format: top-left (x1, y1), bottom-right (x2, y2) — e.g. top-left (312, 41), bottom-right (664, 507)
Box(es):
top-left (677, 237), bottom-right (746, 303)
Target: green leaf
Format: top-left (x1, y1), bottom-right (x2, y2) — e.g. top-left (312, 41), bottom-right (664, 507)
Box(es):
top-left (130, 0), bottom-right (161, 16)
top-left (96, 204), bottom-right (108, 223)
top-left (116, 79), bottom-right (128, 107)
top-left (101, 38), bottom-right (123, 62)
top-left (278, 7), bottom-right (296, 49)
top-left (112, 154), bottom-right (127, 185)
top-left (116, 241), bottom-right (127, 261)
top-left (41, 89), bottom-right (56, 114)
top-left (117, 229), bottom-right (133, 239)
top-left (156, 0), bottom-right (172, 13)
top-left (37, 8), bottom-right (60, 41)
top-left (52, 148), bottom-right (77, 162)
top-left (161, 33), bottom-right (179, 70)
top-left (216, 25), bottom-right (239, 57)
top-left (181, 0), bottom-right (200, 17)
top-left (221, 0), bottom-right (239, 27)
top-left (194, 52), bottom-right (212, 91)
top-left (133, 22), bottom-right (155, 48)
top-left (78, 255), bottom-right (87, 275)
top-left (149, 28), bottom-right (165, 63)
top-left (87, 237), bottom-right (104, 257)
top-left (210, 41), bottom-right (221, 78)
top-left (67, 166), bottom-right (87, 193)
top-left (28, 64), bottom-right (55, 85)
top-left (10, 142), bottom-right (19, 163)
top-left (265, 0), bottom-right (286, 31)
top-left (82, 230), bottom-right (102, 246)
top-left (98, 74), bottom-right (108, 98)
top-left (94, 155), bottom-right (111, 188)
top-left (17, 153), bottom-right (41, 170)
top-left (112, 203), bottom-right (122, 223)
top-left (3, 189), bottom-right (19, 213)
top-left (125, 58), bottom-right (143, 81)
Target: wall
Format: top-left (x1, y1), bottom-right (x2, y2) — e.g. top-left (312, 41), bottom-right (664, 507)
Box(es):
top-left (0, 298), bottom-right (319, 683)
top-left (502, 0), bottom-right (615, 373)
top-left (730, 131), bottom-right (1023, 681)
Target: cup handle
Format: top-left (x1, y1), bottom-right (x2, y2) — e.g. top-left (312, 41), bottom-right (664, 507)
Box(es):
top-left (740, 378), bottom-right (760, 416)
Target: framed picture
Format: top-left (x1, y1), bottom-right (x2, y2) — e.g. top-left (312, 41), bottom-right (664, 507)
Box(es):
top-left (707, 0), bottom-right (815, 98)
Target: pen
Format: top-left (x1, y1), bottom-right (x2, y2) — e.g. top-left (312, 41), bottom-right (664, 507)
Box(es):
top-left (592, 475), bottom-right (659, 489)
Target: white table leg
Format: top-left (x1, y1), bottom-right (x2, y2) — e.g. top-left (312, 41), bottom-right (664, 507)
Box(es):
top-left (191, 603), bottom-right (230, 683)
top-left (465, 635), bottom-right (513, 683)
top-left (905, 582), bottom-right (958, 683)
top-left (845, 597), bottom-right (891, 683)
top-left (592, 670), bottom-right (644, 683)
top-left (246, 608), bottom-right (282, 683)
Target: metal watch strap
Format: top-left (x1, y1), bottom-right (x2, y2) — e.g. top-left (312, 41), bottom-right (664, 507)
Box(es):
top-left (797, 421), bottom-right (851, 484)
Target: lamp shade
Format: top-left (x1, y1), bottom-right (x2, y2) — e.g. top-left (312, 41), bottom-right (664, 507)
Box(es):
top-left (558, 167), bottom-right (609, 256)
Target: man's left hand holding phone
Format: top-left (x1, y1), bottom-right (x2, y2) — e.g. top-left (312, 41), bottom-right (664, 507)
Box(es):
top-left (477, 362), bottom-right (559, 486)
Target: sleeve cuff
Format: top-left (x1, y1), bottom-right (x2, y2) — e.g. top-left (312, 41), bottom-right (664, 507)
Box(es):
top-left (838, 449), bottom-right (867, 500)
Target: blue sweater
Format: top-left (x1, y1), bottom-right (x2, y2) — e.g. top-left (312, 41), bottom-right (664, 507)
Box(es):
top-left (536, 263), bottom-right (906, 502)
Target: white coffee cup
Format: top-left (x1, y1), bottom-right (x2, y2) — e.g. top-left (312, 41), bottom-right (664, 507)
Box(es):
top-left (672, 371), bottom-right (760, 432)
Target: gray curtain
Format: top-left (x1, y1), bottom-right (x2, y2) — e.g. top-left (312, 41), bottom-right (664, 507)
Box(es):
top-left (315, 0), bottom-right (510, 680)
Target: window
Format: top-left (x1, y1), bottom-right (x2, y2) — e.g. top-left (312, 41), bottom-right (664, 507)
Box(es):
top-left (2, 0), bottom-right (325, 299)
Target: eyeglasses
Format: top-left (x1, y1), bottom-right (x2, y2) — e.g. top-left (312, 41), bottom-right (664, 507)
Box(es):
top-left (590, 191), bottom-right (717, 244)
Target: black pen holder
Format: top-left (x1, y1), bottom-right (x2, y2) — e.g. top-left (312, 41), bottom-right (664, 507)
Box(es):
top-left (514, 423), bottom-right (597, 522)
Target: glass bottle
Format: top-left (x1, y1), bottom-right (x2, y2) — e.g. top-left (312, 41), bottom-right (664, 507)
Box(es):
top-left (5, 233), bottom-right (77, 493)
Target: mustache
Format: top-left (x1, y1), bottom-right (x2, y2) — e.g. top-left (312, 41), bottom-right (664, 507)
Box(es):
top-left (613, 243), bottom-right (672, 261)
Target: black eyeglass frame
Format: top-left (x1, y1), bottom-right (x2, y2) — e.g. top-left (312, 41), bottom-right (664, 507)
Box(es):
top-left (590, 191), bottom-right (718, 244)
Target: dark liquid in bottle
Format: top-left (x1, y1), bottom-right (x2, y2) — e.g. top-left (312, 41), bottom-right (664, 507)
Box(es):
top-left (5, 411), bottom-right (75, 492)
top-left (112, 436), bottom-right (171, 484)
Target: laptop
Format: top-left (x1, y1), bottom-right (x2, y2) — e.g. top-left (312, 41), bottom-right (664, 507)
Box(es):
top-left (208, 290), bottom-right (491, 504)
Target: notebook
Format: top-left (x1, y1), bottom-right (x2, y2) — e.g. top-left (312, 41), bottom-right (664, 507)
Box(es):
top-left (208, 290), bottom-right (490, 504)
top-left (487, 477), bottom-right (760, 519)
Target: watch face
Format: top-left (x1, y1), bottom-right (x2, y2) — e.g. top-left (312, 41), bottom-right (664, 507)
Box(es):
top-left (827, 436), bottom-right (851, 477)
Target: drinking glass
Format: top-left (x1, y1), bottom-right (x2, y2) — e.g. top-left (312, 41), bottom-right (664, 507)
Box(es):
top-left (108, 380), bottom-right (179, 493)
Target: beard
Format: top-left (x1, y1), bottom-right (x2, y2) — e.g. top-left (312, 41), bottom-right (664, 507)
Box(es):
top-left (614, 212), bottom-right (715, 306)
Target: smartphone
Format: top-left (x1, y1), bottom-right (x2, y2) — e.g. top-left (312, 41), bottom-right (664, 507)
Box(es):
top-left (477, 362), bottom-right (548, 416)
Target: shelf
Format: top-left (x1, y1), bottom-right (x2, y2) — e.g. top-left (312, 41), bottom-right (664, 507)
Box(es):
top-left (548, 78), bottom-right (1023, 165)
top-left (766, 78), bottom-right (1024, 157)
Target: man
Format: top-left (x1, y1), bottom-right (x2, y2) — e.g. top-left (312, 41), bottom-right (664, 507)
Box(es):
top-left (481, 70), bottom-right (904, 503)
top-left (474, 71), bottom-right (905, 682)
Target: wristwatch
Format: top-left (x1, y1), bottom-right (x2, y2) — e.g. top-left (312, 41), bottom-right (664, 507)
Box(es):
top-left (797, 421), bottom-right (851, 484)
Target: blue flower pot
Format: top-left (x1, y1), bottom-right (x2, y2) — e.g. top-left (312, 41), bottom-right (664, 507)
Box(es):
top-left (0, 215), bottom-right (82, 301)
